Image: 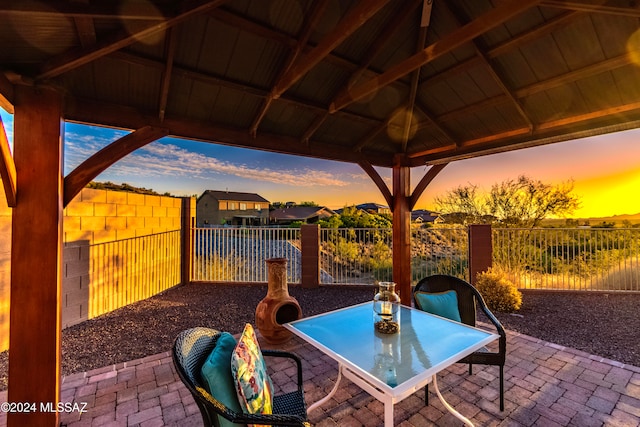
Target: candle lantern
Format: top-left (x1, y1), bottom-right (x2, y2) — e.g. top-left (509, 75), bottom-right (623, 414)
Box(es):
top-left (373, 281), bottom-right (400, 334)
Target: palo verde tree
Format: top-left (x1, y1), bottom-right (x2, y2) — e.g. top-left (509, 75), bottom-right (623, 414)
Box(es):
top-left (435, 175), bottom-right (581, 228)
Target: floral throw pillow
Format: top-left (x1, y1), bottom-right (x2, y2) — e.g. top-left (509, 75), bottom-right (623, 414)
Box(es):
top-left (231, 323), bottom-right (274, 424)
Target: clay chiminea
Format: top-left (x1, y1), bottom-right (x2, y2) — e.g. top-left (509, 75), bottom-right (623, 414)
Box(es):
top-left (255, 258), bottom-right (302, 344)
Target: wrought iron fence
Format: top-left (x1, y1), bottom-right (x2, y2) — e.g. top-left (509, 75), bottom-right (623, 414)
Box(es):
top-left (493, 228), bottom-right (640, 291)
top-left (318, 226), bottom-right (469, 284)
top-left (189, 226), bottom-right (639, 291)
top-left (319, 228), bottom-right (393, 284)
top-left (411, 227), bottom-right (469, 281)
top-left (87, 230), bottom-right (181, 317)
top-left (192, 227), bottom-right (301, 282)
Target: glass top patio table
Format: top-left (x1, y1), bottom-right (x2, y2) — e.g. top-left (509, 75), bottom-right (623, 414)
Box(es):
top-left (285, 301), bottom-right (498, 398)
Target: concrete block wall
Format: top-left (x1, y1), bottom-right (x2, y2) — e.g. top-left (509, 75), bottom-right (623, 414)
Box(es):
top-left (0, 186), bottom-right (194, 351)
top-left (62, 189), bottom-right (189, 329)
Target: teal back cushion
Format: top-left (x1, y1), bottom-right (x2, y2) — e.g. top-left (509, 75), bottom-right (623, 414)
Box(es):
top-left (200, 332), bottom-right (243, 427)
top-left (414, 290), bottom-right (462, 322)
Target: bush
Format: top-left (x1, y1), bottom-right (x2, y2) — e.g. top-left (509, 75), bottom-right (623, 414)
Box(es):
top-left (475, 268), bottom-right (522, 313)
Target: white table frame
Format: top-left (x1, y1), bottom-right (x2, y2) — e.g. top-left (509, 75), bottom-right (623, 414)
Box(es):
top-left (285, 302), bottom-right (498, 427)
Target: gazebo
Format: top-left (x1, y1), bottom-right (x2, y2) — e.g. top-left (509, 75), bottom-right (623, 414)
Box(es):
top-left (1, 1), bottom-right (640, 425)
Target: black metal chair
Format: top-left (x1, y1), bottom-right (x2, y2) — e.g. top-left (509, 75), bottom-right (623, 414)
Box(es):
top-left (172, 327), bottom-right (310, 427)
top-left (414, 274), bottom-right (507, 411)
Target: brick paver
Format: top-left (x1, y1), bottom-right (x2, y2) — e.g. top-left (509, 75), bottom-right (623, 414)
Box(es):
top-left (2, 328), bottom-right (639, 426)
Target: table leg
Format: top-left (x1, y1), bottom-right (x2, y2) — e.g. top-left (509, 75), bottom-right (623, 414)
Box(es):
top-left (308, 364), bottom-right (343, 413)
top-left (432, 374), bottom-right (474, 427)
top-left (384, 400), bottom-right (394, 427)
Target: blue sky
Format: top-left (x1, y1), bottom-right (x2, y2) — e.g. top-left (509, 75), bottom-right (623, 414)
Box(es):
top-left (2, 108), bottom-right (640, 217)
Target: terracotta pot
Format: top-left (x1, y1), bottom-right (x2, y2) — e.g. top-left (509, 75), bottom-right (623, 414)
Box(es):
top-left (255, 258), bottom-right (302, 344)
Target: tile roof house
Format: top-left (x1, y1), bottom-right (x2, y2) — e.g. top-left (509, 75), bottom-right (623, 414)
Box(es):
top-left (196, 190), bottom-right (269, 226)
top-left (270, 206), bottom-right (336, 225)
top-left (411, 209), bottom-right (443, 224)
top-left (356, 203), bottom-right (391, 215)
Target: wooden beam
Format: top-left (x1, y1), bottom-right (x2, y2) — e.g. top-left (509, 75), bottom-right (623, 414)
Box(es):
top-left (271, 0), bottom-right (391, 98)
top-left (409, 163), bottom-right (447, 210)
top-left (64, 125), bottom-right (168, 206)
top-left (37, 0), bottom-right (228, 80)
top-left (391, 161), bottom-right (412, 306)
top-left (158, 28), bottom-right (177, 122)
top-left (8, 85), bottom-right (63, 427)
top-left (410, 98), bottom-right (640, 163)
top-left (330, 0), bottom-right (543, 113)
top-left (64, 97), bottom-right (396, 166)
top-left (358, 160), bottom-right (393, 208)
top-left (0, 114), bottom-right (16, 207)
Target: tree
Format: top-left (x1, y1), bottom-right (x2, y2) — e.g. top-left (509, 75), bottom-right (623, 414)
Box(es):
top-left (435, 175), bottom-right (580, 228)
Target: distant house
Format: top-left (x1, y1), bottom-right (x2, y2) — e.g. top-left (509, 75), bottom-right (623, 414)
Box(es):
top-left (411, 209), bottom-right (443, 224)
top-left (270, 206), bottom-right (336, 225)
top-left (356, 203), bottom-right (391, 215)
top-left (196, 190), bottom-right (270, 226)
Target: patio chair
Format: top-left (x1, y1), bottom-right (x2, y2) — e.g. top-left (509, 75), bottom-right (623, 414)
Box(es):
top-left (413, 274), bottom-right (507, 411)
top-left (172, 327), bottom-right (310, 427)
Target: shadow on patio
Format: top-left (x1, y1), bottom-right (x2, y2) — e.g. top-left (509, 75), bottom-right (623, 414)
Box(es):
top-left (3, 327), bottom-right (637, 427)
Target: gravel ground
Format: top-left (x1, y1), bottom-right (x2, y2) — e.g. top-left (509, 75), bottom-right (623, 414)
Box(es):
top-left (1, 284), bottom-right (638, 391)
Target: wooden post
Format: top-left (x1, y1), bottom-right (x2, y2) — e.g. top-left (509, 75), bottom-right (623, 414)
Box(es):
top-left (8, 85), bottom-right (63, 427)
top-left (180, 197), bottom-right (193, 286)
top-left (300, 224), bottom-right (320, 288)
top-left (392, 162), bottom-right (412, 305)
top-left (468, 224), bottom-right (493, 284)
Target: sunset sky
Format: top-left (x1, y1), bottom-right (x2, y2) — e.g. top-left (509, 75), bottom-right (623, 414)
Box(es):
top-left (2, 108), bottom-right (640, 219)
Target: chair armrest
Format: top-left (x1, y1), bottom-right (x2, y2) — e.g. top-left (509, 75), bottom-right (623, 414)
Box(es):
top-left (476, 300), bottom-right (507, 356)
top-left (196, 386), bottom-right (310, 427)
top-left (262, 349), bottom-right (305, 388)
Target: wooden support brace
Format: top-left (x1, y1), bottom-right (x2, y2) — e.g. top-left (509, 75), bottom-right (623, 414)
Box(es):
top-left (0, 115), bottom-right (16, 207)
top-left (63, 125), bottom-right (168, 206)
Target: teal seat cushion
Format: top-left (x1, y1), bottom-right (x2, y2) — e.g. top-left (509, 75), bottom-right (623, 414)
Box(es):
top-left (200, 332), bottom-right (243, 427)
top-left (414, 290), bottom-right (462, 322)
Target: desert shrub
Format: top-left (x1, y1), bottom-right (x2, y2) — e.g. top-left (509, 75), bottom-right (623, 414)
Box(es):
top-left (476, 268), bottom-right (522, 313)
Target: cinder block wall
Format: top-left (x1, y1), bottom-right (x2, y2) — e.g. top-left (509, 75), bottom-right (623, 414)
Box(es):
top-left (0, 186), bottom-right (194, 351)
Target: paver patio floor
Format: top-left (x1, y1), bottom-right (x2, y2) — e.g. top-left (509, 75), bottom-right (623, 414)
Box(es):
top-left (1, 328), bottom-right (639, 427)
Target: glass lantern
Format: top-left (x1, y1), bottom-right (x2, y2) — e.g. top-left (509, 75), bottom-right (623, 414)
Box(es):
top-left (373, 282), bottom-right (400, 334)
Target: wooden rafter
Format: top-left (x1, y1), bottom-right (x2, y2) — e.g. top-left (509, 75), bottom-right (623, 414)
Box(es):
top-left (300, 0), bottom-right (421, 146)
top-left (358, 160), bottom-right (393, 208)
top-left (72, 0), bottom-right (97, 48)
top-left (330, 0), bottom-right (543, 113)
top-left (109, 51), bottom-right (381, 129)
top-left (0, 114), bottom-right (16, 207)
top-left (442, 2), bottom-right (533, 131)
top-left (250, 0), bottom-right (329, 137)
top-left (430, 51), bottom-right (638, 125)
top-left (270, 0), bottom-right (391, 99)
top-left (63, 126), bottom-right (169, 206)
top-left (540, 0), bottom-right (640, 17)
top-left (401, 24), bottom-right (428, 153)
top-left (158, 28), bottom-right (178, 122)
top-left (488, 10), bottom-right (582, 58)
top-left (37, 0), bottom-right (228, 80)
top-left (516, 52), bottom-right (638, 98)
top-left (409, 99), bottom-right (640, 163)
